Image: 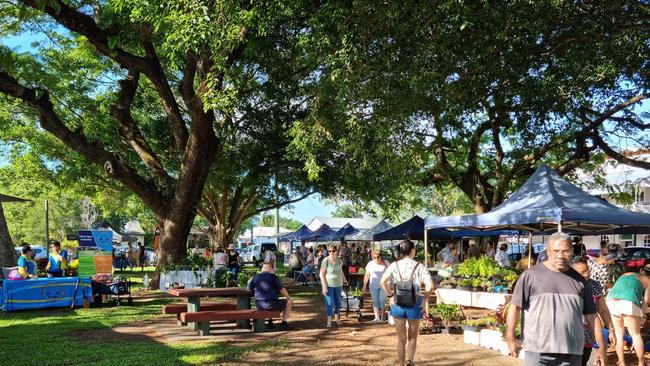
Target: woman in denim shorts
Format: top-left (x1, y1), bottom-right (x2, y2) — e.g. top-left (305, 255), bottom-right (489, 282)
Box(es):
top-left (362, 249), bottom-right (390, 323)
top-left (380, 240), bottom-right (434, 366)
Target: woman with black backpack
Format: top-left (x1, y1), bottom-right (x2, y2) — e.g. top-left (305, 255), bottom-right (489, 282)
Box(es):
top-left (380, 240), bottom-right (435, 366)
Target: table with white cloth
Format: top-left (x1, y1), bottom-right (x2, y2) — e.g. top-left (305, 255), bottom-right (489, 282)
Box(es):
top-left (435, 288), bottom-right (509, 310)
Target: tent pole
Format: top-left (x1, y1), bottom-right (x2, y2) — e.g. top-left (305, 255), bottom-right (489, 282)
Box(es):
top-left (528, 232), bottom-right (533, 269)
top-left (424, 228), bottom-right (429, 267)
top-left (558, 221), bottom-right (562, 233)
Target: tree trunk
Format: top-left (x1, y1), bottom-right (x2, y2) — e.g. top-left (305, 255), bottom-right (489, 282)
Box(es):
top-left (0, 203), bottom-right (18, 267)
top-left (207, 224), bottom-right (237, 251)
top-left (149, 121), bottom-right (219, 289)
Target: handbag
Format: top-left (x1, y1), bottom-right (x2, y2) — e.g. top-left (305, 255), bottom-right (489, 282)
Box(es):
top-left (394, 261), bottom-right (420, 307)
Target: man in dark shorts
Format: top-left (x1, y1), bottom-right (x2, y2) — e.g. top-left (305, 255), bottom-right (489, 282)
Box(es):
top-left (506, 232), bottom-right (605, 366)
top-left (247, 263), bottom-right (294, 330)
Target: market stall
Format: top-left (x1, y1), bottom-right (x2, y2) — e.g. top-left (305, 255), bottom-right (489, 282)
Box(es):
top-left (424, 164), bottom-right (650, 263)
top-left (344, 219), bottom-right (393, 241)
top-left (1, 277), bottom-right (91, 311)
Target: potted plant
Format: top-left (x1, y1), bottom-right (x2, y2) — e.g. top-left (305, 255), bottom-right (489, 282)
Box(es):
top-left (463, 316), bottom-right (497, 345)
top-left (456, 278), bottom-right (473, 291)
top-left (471, 278), bottom-right (484, 292)
top-left (435, 303), bottom-right (463, 334)
top-left (439, 278), bottom-right (456, 289)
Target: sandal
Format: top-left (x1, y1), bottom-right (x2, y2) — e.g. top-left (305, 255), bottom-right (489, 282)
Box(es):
top-left (336, 320), bottom-right (342, 326)
top-left (406, 361), bottom-right (415, 366)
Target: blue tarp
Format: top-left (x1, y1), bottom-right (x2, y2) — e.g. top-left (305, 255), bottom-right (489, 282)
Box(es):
top-left (373, 215), bottom-right (452, 241)
top-left (278, 225), bottom-right (314, 242)
top-left (425, 164), bottom-right (650, 234)
top-left (303, 224), bottom-right (337, 242)
top-left (330, 223), bottom-right (359, 241)
top-left (345, 219), bottom-right (393, 241)
top-left (1, 277), bottom-right (92, 311)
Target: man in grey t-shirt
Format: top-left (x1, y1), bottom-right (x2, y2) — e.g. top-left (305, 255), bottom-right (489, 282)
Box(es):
top-left (506, 232), bottom-right (605, 366)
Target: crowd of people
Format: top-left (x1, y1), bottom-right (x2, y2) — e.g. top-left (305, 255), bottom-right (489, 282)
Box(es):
top-left (503, 232), bottom-right (650, 366)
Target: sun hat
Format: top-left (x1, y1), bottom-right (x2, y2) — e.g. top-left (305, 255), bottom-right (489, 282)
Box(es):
top-left (227, 244), bottom-right (236, 250)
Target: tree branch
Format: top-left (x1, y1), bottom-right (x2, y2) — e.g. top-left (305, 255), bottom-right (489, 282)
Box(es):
top-left (109, 71), bottom-right (172, 189)
top-left (0, 69), bottom-right (167, 216)
top-left (592, 132), bottom-right (650, 170)
top-left (245, 191), bottom-right (316, 219)
top-left (20, 0), bottom-right (189, 150)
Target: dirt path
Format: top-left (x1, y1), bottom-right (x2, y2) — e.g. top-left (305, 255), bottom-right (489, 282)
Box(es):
top-left (67, 284), bottom-right (650, 365)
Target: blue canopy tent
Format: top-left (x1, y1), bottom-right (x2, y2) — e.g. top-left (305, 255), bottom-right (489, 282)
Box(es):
top-left (373, 215), bottom-right (452, 241)
top-left (303, 224), bottom-right (337, 242)
top-left (425, 164), bottom-right (650, 233)
top-left (450, 229), bottom-right (521, 238)
top-left (424, 164), bottom-right (650, 263)
top-left (278, 225), bottom-right (315, 252)
top-left (345, 219), bottom-right (393, 241)
top-left (278, 225), bottom-right (314, 242)
top-left (329, 223), bottom-right (359, 242)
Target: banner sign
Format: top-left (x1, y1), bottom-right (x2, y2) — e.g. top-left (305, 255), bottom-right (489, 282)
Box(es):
top-left (78, 249), bottom-right (113, 276)
top-left (78, 230), bottom-right (113, 252)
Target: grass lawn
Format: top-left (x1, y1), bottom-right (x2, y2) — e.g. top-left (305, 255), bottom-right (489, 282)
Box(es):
top-left (0, 267), bottom-right (288, 366)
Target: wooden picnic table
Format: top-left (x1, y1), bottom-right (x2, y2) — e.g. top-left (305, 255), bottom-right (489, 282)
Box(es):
top-left (167, 287), bottom-right (252, 330)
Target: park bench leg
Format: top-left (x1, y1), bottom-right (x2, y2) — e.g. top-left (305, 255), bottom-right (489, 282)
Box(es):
top-left (236, 294), bottom-right (251, 329)
top-left (187, 296), bottom-right (200, 331)
top-left (253, 318), bottom-right (265, 333)
top-left (199, 321), bottom-right (211, 336)
top-left (176, 314), bottom-right (186, 326)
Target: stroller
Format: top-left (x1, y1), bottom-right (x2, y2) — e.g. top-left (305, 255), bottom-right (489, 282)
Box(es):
top-left (91, 275), bottom-right (133, 306)
top-left (340, 285), bottom-right (364, 321)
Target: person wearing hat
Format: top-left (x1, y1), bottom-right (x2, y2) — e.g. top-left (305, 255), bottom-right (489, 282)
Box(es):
top-left (17, 245), bottom-right (38, 279)
top-left (46, 241), bottom-right (67, 278)
top-left (226, 244), bottom-right (241, 281)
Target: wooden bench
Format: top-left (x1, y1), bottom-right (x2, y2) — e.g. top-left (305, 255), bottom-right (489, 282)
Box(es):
top-left (162, 303), bottom-right (237, 325)
top-left (180, 309), bottom-right (282, 335)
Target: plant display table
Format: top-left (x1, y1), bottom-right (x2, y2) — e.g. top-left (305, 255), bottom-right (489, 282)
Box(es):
top-left (435, 288), bottom-right (509, 310)
top-left (159, 269), bottom-right (210, 291)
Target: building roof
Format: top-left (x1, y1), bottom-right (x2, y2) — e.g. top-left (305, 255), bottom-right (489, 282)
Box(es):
top-left (238, 226), bottom-right (292, 240)
top-left (581, 153), bottom-right (650, 194)
top-left (306, 217), bottom-right (377, 231)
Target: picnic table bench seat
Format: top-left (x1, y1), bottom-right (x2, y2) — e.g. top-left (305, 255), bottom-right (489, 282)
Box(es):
top-left (162, 302), bottom-right (237, 325)
top-left (180, 309), bottom-right (282, 335)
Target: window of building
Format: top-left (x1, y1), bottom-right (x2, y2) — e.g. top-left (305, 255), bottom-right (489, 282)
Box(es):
top-left (601, 235), bottom-right (611, 244)
top-left (644, 235), bottom-right (650, 247)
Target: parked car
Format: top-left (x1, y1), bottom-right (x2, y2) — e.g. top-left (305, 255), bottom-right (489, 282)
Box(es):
top-left (241, 243), bottom-right (278, 266)
top-left (620, 246), bottom-right (650, 272)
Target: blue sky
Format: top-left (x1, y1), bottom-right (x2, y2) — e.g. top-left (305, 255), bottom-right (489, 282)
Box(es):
top-left (280, 195), bottom-right (337, 225)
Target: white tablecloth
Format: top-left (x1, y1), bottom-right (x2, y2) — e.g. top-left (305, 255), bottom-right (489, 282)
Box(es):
top-left (435, 288), bottom-right (509, 310)
top-left (159, 270), bottom-right (210, 291)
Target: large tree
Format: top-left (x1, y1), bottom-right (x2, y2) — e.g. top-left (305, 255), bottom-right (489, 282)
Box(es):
top-left (292, 0), bottom-right (650, 214)
top-left (0, 0), bottom-right (327, 285)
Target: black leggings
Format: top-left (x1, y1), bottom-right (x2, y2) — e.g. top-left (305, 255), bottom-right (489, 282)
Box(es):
top-left (581, 347), bottom-right (592, 366)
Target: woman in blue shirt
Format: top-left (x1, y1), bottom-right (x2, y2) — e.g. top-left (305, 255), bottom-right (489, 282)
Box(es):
top-left (17, 245), bottom-right (38, 279)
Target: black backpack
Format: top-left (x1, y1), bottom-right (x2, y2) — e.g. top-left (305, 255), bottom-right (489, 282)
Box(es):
top-left (394, 261), bottom-right (420, 307)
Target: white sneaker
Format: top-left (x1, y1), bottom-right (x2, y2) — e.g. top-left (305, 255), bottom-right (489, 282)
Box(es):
top-left (370, 318), bottom-right (380, 323)
top-left (388, 315), bottom-right (395, 325)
